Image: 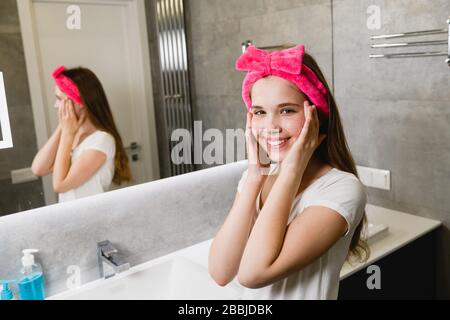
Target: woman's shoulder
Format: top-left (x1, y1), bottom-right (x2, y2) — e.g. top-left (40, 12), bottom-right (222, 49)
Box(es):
top-left (301, 167), bottom-right (367, 233)
top-left (311, 167), bottom-right (367, 202)
top-left (84, 130), bottom-right (115, 146)
top-left (92, 130), bottom-right (114, 140)
top-left (79, 130), bottom-right (116, 158)
top-left (322, 167), bottom-right (361, 184)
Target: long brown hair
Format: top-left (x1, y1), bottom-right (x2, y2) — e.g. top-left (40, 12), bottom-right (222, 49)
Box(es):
top-left (299, 53), bottom-right (369, 263)
top-left (62, 67), bottom-right (132, 185)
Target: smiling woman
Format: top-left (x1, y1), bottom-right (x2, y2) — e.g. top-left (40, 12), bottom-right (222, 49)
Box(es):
top-left (208, 44), bottom-right (369, 300)
top-left (250, 77), bottom-right (311, 163)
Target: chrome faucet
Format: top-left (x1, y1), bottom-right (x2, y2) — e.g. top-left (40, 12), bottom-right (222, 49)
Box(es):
top-left (97, 240), bottom-right (130, 279)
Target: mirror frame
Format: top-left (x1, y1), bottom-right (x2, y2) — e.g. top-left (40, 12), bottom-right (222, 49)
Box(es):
top-left (0, 72), bottom-right (13, 149)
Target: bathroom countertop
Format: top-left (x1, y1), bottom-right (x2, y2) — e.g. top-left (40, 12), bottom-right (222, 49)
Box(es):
top-left (43, 203), bottom-right (442, 299)
top-left (340, 204), bottom-right (441, 280)
top-left (176, 203), bottom-right (442, 281)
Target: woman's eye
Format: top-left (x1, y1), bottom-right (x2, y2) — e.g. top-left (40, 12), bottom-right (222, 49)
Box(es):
top-left (254, 110), bottom-right (265, 116)
top-left (281, 108), bottom-right (295, 114)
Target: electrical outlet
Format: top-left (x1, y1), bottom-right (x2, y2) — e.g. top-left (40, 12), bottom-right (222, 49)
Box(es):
top-left (356, 166), bottom-right (372, 186)
top-left (356, 165), bottom-right (390, 190)
top-left (371, 168), bottom-right (390, 190)
top-left (11, 168), bottom-right (38, 184)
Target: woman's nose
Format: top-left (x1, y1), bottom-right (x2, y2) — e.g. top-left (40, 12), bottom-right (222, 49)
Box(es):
top-left (263, 116), bottom-right (282, 135)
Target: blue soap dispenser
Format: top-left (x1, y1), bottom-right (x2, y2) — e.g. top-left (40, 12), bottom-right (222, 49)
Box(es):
top-left (1, 280), bottom-right (15, 300)
top-left (18, 249), bottom-right (45, 300)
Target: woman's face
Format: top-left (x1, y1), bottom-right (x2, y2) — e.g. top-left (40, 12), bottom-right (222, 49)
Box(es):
top-left (250, 75), bottom-right (308, 163)
top-left (54, 86), bottom-right (83, 118)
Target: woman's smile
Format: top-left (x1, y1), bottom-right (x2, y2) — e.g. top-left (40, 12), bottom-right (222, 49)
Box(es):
top-left (261, 136), bottom-right (292, 155)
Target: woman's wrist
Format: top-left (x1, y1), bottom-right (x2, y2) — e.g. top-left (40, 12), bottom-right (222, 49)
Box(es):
top-left (55, 124), bottom-right (63, 136)
top-left (246, 168), bottom-right (267, 185)
top-left (280, 162), bottom-right (306, 180)
top-left (60, 128), bottom-right (76, 141)
top-left (244, 174), bottom-right (266, 192)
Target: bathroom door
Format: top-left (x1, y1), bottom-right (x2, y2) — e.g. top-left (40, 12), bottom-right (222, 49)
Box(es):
top-left (18, 0), bottom-right (160, 204)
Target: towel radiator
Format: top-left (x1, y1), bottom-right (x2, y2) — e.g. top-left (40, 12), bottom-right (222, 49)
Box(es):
top-left (156, 0), bottom-right (194, 176)
top-left (369, 17), bottom-right (450, 66)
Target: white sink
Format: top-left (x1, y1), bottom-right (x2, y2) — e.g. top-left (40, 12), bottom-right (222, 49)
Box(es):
top-left (50, 256), bottom-right (241, 300)
top-left (48, 219), bottom-right (390, 300)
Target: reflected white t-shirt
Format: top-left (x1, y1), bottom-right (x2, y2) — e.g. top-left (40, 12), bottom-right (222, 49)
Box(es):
top-left (235, 164), bottom-right (367, 300)
top-left (58, 131), bottom-right (116, 203)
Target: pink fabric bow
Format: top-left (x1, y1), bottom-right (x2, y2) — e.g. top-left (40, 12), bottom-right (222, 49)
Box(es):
top-left (235, 44), bottom-right (329, 116)
top-left (52, 65), bottom-right (83, 106)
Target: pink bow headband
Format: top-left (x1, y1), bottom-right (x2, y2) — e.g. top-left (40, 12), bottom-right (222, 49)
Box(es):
top-left (52, 65), bottom-right (83, 106)
top-left (235, 44), bottom-right (329, 117)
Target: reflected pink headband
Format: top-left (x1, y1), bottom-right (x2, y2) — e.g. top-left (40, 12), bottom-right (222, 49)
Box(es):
top-left (235, 44), bottom-right (329, 117)
top-left (51, 65), bottom-right (83, 106)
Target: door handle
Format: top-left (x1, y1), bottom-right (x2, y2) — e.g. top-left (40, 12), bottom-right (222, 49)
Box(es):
top-left (125, 142), bottom-right (141, 162)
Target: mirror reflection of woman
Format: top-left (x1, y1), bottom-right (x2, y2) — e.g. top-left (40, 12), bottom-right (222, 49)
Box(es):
top-left (32, 66), bottom-right (131, 202)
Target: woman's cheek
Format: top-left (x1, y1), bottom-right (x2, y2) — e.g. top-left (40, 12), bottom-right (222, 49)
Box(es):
top-left (285, 119), bottom-right (304, 137)
top-left (251, 119), bottom-right (263, 135)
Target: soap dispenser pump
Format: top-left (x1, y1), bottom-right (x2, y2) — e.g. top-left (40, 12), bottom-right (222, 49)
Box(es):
top-left (18, 249), bottom-right (45, 300)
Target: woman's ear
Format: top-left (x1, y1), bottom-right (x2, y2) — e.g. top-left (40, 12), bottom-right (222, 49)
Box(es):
top-left (73, 102), bottom-right (86, 117)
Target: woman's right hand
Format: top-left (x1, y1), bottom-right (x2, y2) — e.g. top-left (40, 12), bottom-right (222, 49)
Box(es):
top-left (58, 98), bottom-right (84, 136)
top-left (245, 112), bottom-right (269, 184)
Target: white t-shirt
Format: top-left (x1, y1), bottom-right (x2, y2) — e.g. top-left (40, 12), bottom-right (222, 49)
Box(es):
top-left (235, 163), bottom-right (367, 300)
top-left (58, 131), bottom-right (116, 203)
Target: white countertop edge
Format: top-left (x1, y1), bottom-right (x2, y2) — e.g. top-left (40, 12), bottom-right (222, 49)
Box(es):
top-left (340, 204), bottom-right (442, 280)
top-left (340, 221), bottom-right (441, 280)
top-left (48, 204), bottom-right (442, 299)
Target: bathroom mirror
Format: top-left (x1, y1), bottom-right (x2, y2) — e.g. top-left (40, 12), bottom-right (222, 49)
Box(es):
top-left (0, 0), bottom-right (334, 217)
top-left (0, 0), bottom-right (163, 216)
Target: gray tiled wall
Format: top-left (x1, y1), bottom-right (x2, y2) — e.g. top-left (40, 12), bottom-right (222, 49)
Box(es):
top-left (0, 0), bottom-right (44, 216)
top-left (186, 0), bottom-right (450, 298)
top-left (333, 0), bottom-right (450, 299)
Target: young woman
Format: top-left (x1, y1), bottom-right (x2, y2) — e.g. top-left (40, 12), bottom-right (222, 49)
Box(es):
top-left (32, 66), bottom-right (131, 202)
top-left (209, 45), bottom-right (369, 299)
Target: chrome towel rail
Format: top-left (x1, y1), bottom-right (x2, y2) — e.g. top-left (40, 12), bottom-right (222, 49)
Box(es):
top-left (241, 40), bottom-right (295, 53)
top-left (370, 28), bottom-right (447, 40)
top-left (371, 40), bottom-right (447, 48)
top-left (369, 17), bottom-right (450, 66)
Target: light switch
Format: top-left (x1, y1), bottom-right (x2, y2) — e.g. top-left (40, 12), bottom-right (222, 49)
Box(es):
top-left (356, 166), bottom-right (372, 186)
top-left (11, 168), bottom-right (38, 184)
top-left (371, 168), bottom-right (390, 190)
top-left (356, 165), bottom-right (390, 190)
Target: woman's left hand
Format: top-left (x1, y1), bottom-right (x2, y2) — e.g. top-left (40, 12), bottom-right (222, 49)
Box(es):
top-left (281, 100), bottom-right (327, 174)
top-left (58, 99), bottom-right (84, 136)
